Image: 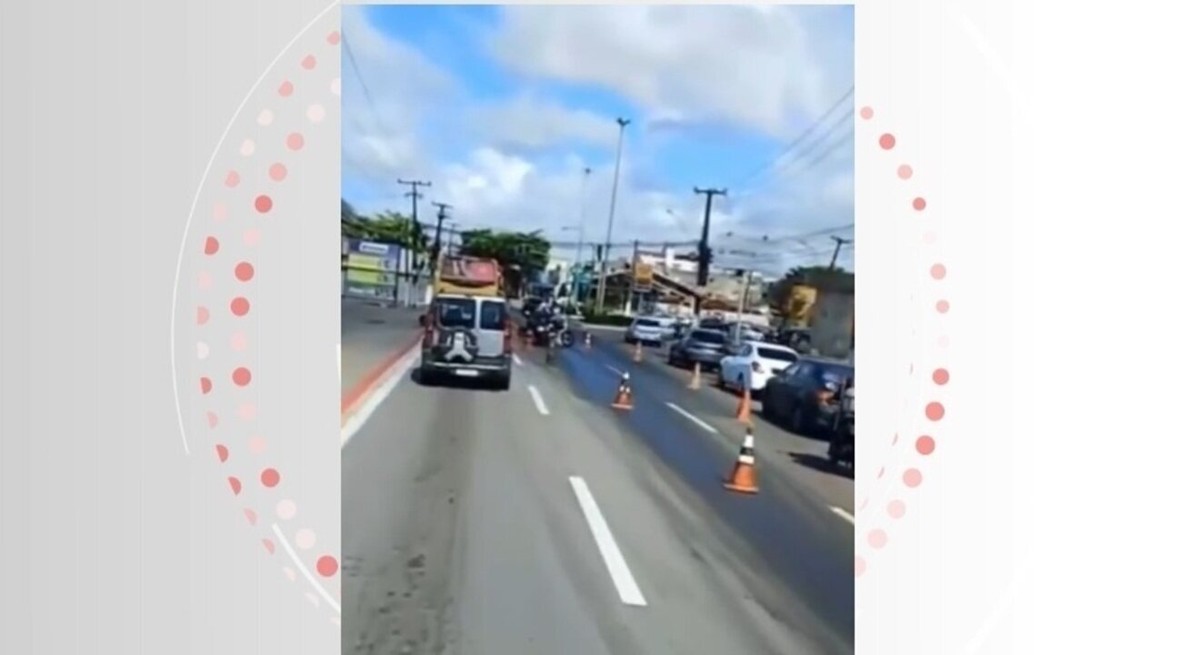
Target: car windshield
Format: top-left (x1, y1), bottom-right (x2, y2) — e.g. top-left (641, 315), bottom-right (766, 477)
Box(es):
top-left (634, 318), bottom-right (660, 327)
top-left (819, 364), bottom-right (854, 385)
top-left (690, 330), bottom-right (725, 344)
top-left (437, 298), bottom-right (476, 328)
top-left (757, 347), bottom-right (798, 363)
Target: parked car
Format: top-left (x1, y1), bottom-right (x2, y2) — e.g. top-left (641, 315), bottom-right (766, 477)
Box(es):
top-left (717, 342), bottom-right (801, 397)
top-left (760, 356), bottom-right (854, 436)
top-left (667, 328), bottom-right (728, 370)
top-left (624, 316), bottom-right (669, 347)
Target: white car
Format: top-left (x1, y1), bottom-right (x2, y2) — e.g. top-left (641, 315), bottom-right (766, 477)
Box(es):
top-left (718, 342), bottom-right (801, 396)
top-left (624, 316), bottom-right (669, 346)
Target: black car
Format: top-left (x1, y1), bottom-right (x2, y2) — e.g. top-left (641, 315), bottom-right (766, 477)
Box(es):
top-left (760, 356), bottom-right (854, 436)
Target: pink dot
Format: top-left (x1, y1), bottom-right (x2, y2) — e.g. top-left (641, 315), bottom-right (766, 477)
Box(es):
top-left (261, 468), bottom-right (281, 488)
top-left (243, 228), bottom-right (261, 246)
top-left (198, 271), bottom-right (213, 290)
top-left (286, 133), bottom-right (305, 151)
top-left (855, 555), bottom-right (867, 577)
top-left (925, 402), bottom-right (945, 421)
top-left (254, 195), bottom-right (273, 213)
top-left (316, 555), bottom-right (339, 577)
top-left (215, 444), bottom-right (229, 462)
top-left (231, 297), bottom-right (250, 316)
top-left (206, 412), bottom-right (219, 428)
top-left (897, 164), bottom-right (913, 180)
top-left (232, 367), bottom-right (252, 387)
top-left (244, 508), bottom-right (258, 526)
top-left (936, 299), bottom-right (950, 314)
top-left (213, 203), bottom-right (228, 221)
top-left (859, 106), bottom-right (874, 120)
top-left (278, 80), bottom-right (294, 97)
top-left (913, 197), bottom-right (927, 211)
top-left (903, 468), bottom-right (924, 488)
top-left (301, 54), bottom-right (316, 70)
top-left (262, 539), bottom-right (276, 555)
top-left (326, 30), bottom-right (341, 45)
top-left (200, 377), bottom-right (212, 394)
top-left (932, 368), bottom-right (949, 385)
top-left (879, 133), bottom-right (896, 150)
top-left (224, 170), bottom-right (241, 188)
top-left (269, 163), bottom-right (287, 181)
top-left (887, 500), bottom-right (907, 518)
top-left (930, 263), bottom-right (947, 280)
top-left (916, 435), bottom-right (937, 455)
top-left (295, 529), bottom-right (316, 550)
top-left (937, 335), bottom-right (950, 348)
top-left (238, 403), bottom-right (256, 420)
top-left (248, 436), bottom-right (267, 454)
top-left (228, 477), bottom-right (242, 495)
top-left (276, 499), bottom-right (297, 520)
top-left (203, 236), bottom-right (220, 255)
top-left (235, 262), bottom-right (255, 281)
top-left (230, 332), bottom-right (248, 351)
top-left (196, 306), bottom-right (210, 325)
top-left (867, 529), bottom-right (889, 549)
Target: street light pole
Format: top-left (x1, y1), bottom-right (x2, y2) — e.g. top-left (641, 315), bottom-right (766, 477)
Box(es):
top-left (572, 166), bottom-right (591, 306)
top-left (595, 117), bottom-right (631, 314)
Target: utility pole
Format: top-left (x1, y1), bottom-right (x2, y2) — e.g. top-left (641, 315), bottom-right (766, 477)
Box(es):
top-left (631, 239), bottom-right (640, 314)
top-left (397, 178), bottom-right (431, 306)
top-left (430, 201), bottom-right (452, 270)
top-left (694, 186), bottom-right (727, 297)
top-left (732, 268), bottom-right (752, 345)
top-left (828, 236), bottom-right (852, 271)
top-left (595, 117), bottom-right (631, 314)
top-left (571, 166), bottom-right (592, 306)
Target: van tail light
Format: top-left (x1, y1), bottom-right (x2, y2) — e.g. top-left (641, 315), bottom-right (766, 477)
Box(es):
top-left (751, 361), bottom-right (765, 374)
top-left (502, 313), bottom-right (514, 354)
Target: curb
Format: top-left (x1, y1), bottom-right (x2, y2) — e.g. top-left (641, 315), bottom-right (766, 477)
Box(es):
top-left (340, 333), bottom-right (423, 421)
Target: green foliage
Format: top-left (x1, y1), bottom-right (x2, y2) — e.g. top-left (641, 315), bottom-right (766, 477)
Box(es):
top-left (340, 199), bottom-right (429, 261)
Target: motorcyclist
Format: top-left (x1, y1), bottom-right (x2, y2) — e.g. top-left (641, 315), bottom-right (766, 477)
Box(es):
top-left (828, 376), bottom-right (855, 465)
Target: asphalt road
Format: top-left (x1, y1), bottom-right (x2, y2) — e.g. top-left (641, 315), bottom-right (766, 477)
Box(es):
top-left (341, 322), bottom-right (854, 654)
top-left (341, 298), bottom-right (424, 395)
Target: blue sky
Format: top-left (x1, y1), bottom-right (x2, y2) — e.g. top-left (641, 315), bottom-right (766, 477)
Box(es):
top-left (341, 5), bottom-right (855, 274)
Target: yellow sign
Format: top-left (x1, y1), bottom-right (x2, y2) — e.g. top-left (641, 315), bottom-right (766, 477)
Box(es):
top-left (347, 253), bottom-right (389, 271)
top-left (787, 285), bottom-right (818, 325)
top-left (634, 261), bottom-right (654, 286)
top-left (346, 269), bottom-right (392, 285)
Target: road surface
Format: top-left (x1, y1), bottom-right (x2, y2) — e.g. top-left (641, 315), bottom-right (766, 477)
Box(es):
top-left (341, 323), bottom-right (854, 655)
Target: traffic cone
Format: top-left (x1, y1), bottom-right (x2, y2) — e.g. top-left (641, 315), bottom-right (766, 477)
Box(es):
top-left (584, 332), bottom-right (592, 349)
top-left (688, 362), bottom-right (702, 390)
top-left (634, 341), bottom-right (643, 363)
top-left (735, 386), bottom-right (753, 424)
top-left (611, 372), bottom-right (635, 410)
top-left (723, 427), bottom-right (760, 494)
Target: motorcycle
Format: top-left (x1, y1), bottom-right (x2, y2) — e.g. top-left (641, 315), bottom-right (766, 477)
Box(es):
top-left (827, 384), bottom-right (854, 471)
top-left (527, 315), bottom-right (574, 349)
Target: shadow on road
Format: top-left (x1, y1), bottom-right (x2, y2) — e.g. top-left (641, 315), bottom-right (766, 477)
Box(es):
top-left (408, 368), bottom-right (507, 392)
top-left (790, 452), bottom-right (854, 480)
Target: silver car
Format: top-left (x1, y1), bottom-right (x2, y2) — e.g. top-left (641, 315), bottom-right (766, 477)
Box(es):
top-left (667, 328), bottom-right (728, 370)
top-left (624, 316), bottom-right (668, 346)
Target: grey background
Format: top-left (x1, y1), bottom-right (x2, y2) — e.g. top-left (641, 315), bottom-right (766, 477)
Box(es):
top-left (1, 1), bottom-right (341, 653)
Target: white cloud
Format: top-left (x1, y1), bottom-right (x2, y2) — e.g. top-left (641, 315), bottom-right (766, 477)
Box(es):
top-left (488, 5), bottom-right (854, 138)
top-left (341, 5), bottom-right (856, 275)
top-left (467, 94), bottom-right (618, 150)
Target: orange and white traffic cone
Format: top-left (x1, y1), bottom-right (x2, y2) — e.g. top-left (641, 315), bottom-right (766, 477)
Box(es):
top-left (584, 332), bottom-right (593, 349)
top-left (611, 372), bottom-right (635, 410)
top-left (634, 341), bottom-right (644, 363)
top-left (688, 361), bottom-right (702, 390)
top-left (735, 386), bottom-right (753, 424)
top-left (724, 427), bottom-right (760, 494)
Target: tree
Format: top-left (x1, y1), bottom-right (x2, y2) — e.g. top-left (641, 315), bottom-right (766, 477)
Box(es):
top-left (458, 229), bottom-right (551, 292)
top-left (339, 199), bottom-right (428, 259)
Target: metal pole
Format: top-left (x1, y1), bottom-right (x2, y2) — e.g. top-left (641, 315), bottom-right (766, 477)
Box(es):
top-left (733, 270), bottom-right (750, 344)
top-left (595, 117), bottom-right (631, 314)
top-left (571, 167), bottom-right (591, 306)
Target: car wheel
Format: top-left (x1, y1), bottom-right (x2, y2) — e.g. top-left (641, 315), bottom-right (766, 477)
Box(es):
top-left (789, 405), bottom-right (807, 434)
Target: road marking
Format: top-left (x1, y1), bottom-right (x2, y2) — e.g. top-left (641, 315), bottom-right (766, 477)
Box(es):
top-left (605, 364), bottom-right (623, 376)
top-left (665, 402), bottom-right (718, 434)
top-left (272, 523), bottom-right (341, 614)
top-left (513, 353), bottom-right (524, 366)
top-left (830, 506), bottom-right (855, 524)
top-left (341, 347), bottom-right (420, 447)
top-left (568, 476), bottom-right (648, 607)
top-left (528, 385), bottom-right (550, 415)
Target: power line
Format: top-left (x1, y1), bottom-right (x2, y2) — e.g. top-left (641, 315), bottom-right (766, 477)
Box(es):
top-left (733, 86), bottom-right (854, 191)
top-left (341, 32), bottom-right (388, 138)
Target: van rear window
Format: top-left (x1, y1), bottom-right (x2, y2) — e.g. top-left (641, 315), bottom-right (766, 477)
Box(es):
top-left (437, 298), bottom-right (476, 328)
top-left (480, 301), bottom-right (507, 330)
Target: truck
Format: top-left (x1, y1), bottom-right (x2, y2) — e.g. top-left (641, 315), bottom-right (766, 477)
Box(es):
top-left (417, 254), bottom-right (514, 390)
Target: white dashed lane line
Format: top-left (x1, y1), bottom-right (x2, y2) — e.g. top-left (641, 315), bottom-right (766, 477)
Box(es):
top-left (513, 353), bottom-right (524, 366)
top-left (829, 506), bottom-right (855, 524)
top-left (527, 385), bottom-right (550, 415)
top-left (568, 476), bottom-right (648, 607)
top-left (665, 402), bottom-right (718, 434)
